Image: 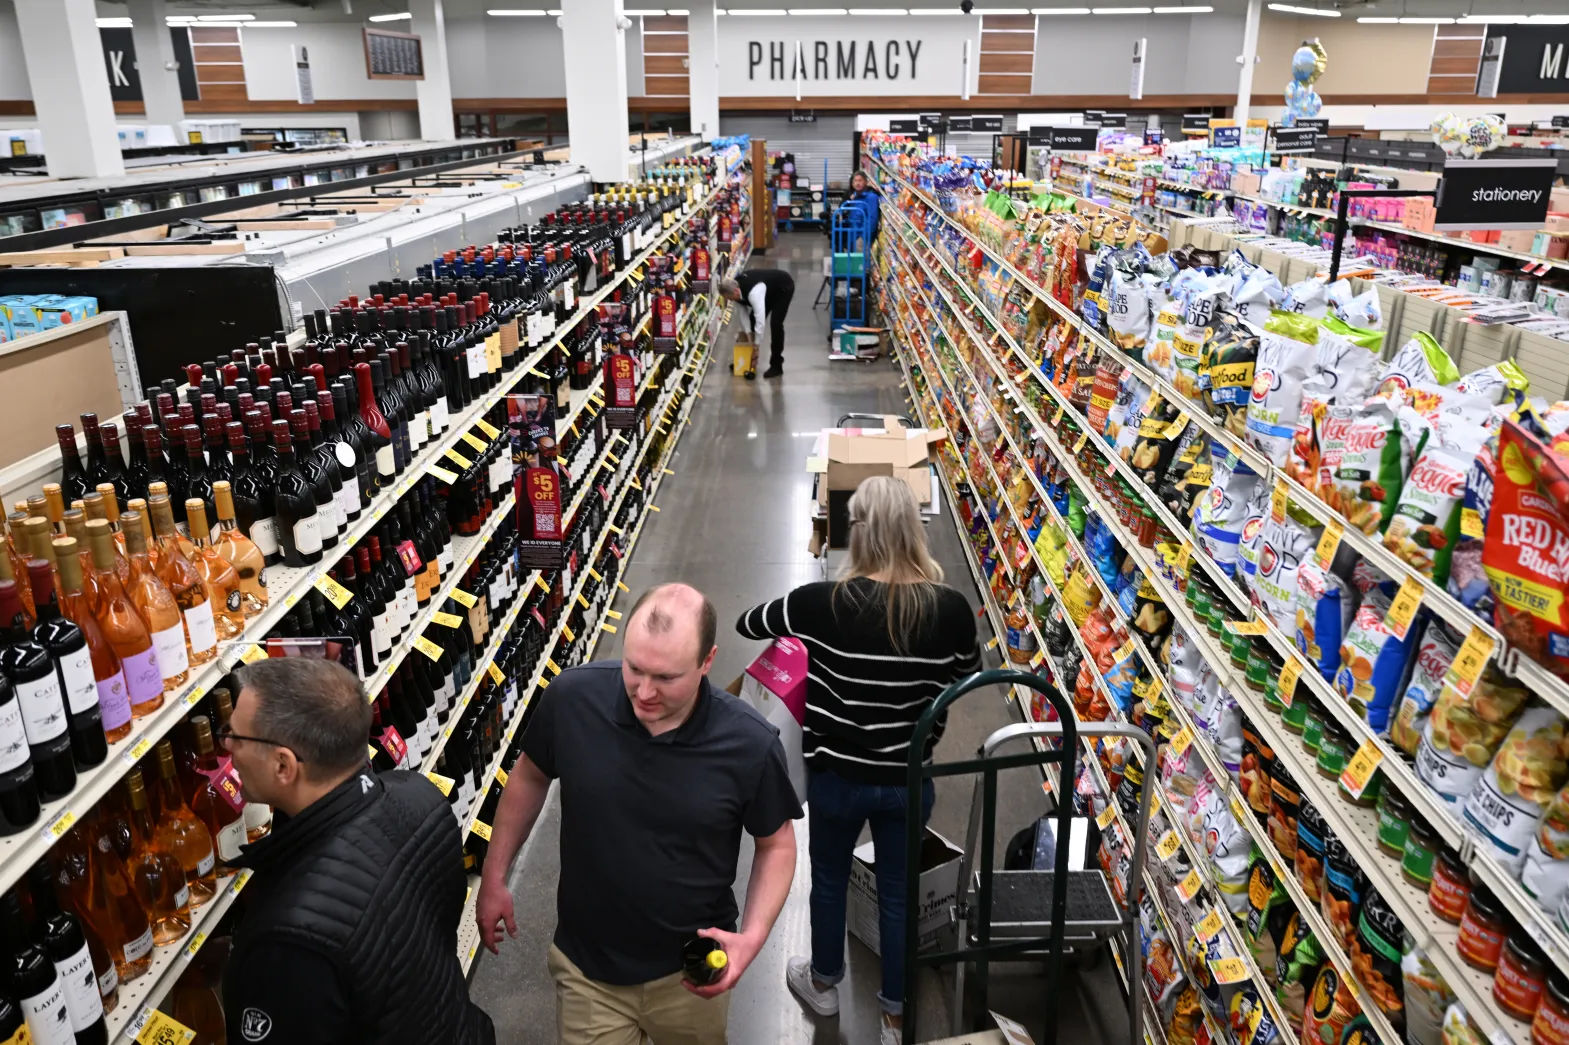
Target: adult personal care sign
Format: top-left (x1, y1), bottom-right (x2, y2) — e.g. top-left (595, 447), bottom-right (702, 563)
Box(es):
top-left (1434, 159), bottom-right (1557, 231)
top-left (719, 15), bottom-right (978, 97)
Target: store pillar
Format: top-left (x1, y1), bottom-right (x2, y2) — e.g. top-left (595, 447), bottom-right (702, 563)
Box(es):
top-left (563, 0), bottom-right (632, 183)
top-left (410, 0), bottom-right (456, 141)
top-left (128, 0), bottom-right (186, 132)
top-left (1234, 0), bottom-right (1262, 127)
top-left (13, 0), bottom-right (125, 178)
top-left (688, 0), bottom-right (719, 141)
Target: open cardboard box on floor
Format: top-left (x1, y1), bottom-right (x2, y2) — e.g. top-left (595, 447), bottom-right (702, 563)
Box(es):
top-left (925, 1013), bottom-right (1040, 1045)
top-left (806, 417), bottom-right (946, 555)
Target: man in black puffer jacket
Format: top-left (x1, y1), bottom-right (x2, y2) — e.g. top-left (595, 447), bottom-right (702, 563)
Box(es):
top-left (220, 657), bottom-right (494, 1045)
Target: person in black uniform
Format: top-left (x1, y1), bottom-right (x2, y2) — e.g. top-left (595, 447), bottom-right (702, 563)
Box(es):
top-left (219, 657), bottom-right (494, 1045)
top-left (721, 267), bottom-right (795, 379)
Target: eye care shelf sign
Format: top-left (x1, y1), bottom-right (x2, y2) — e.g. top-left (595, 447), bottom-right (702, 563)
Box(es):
top-left (1434, 158), bottom-right (1557, 231)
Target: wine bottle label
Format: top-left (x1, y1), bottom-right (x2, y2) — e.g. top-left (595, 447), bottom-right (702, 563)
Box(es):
top-left (412, 412), bottom-right (428, 450)
top-left (436, 676), bottom-right (455, 706)
top-left (96, 963), bottom-right (117, 1001)
top-left (293, 516), bottom-right (323, 556)
top-left (21, 978), bottom-right (74, 1045)
top-left (244, 801), bottom-right (272, 832)
top-left (195, 849), bottom-right (215, 878)
top-left (338, 474), bottom-right (361, 519)
top-left (150, 622), bottom-right (190, 680)
top-left (15, 674), bottom-right (67, 744)
top-left (0, 698), bottom-right (27, 774)
top-left (433, 396), bottom-right (450, 431)
top-left (371, 614), bottom-right (391, 655)
top-left (217, 818), bottom-right (246, 861)
top-left (96, 671), bottom-right (132, 731)
top-left (56, 942), bottom-right (103, 1032)
top-left (375, 444), bottom-right (396, 478)
top-left (250, 517), bottom-right (280, 557)
top-left (122, 926), bottom-right (154, 963)
top-left (334, 441), bottom-right (356, 471)
top-left (123, 647), bottom-right (161, 707)
top-left (56, 646), bottom-right (97, 716)
top-left (564, 281), bottom-right (576, 311)
top-left (439, 543), bottom-right (455, 574)
top-left (183, 600), bottom-right (219, 657)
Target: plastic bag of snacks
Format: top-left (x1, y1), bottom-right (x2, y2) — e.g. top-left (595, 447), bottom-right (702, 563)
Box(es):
top-left (1323, 830), bottom-right (1368, 952)
top-left (1147, 305), bottom-right (1183, 388)
top-left (1237, 486), bottom-right (1270, 591)
top-left (1520, 777), bottom-right (1569, 915)
top-left (1230, 263), bottom-right (1286, 327)
top-left (1205, 320), bottom-right (1260, 438)
top-left (1439, 1002), bottom-right (1485, 1045)
top-left (1483, 420), bottom-right (1569, 681)
top-left (1274, 911), bottom-right (1326, 1025)
top-left (1301, 965), bottom-right (1362, 1045)
top-left (1196, 450), bottom-right (1265, 579)
top-left (1389, 618), bottom-right (1460, 758)
top-left (1333, 588), bottom-right (1419, 733)
top-left (1167, 985), bottom-right (1203, 1045)
top-left (1288, 318), bottom-right (1383, 489)
top-left (1348, 885), bottom-right (1406, 1030)
top-left (1295, 558), bottom-right (1353, 682)
top-left (1454, 359), bottom-right (1529, 406)
top-left (1256, 514), bottom-right (1320, 634)
top-left (1382, 407), bottom-right (1492, 585)
top-left (1247, 323), bottom-right (1318, 466)
top-left (1231, 985), bottom-right (1284, 1045)
top-left (1378, 332), bottom-right (1460, 398)
top-left (1401, 941), bottom-right (1455, 1045)
top-left (1415, 667), bottom-right (1530, 805)
top-left (1296, 799), bottom-right (1330, 905)
top-left (1331, 396), bottom-right (1410, 536)
top-left (1461, 704), bottom-right (1569, 871)
top-left (1244, 854), bottom-right (1291, 977)
top-left (1108, 263), bottom-right (1153, 357)
top-left (1204, 798), bottom-right (1257, 917)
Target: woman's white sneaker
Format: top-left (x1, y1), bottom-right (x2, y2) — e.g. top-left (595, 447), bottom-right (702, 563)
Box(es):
top-left (786, 957), bottom-right (840, 1016)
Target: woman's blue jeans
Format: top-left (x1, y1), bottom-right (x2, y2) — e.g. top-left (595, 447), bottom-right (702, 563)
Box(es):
top-left (806, 768), bottom-right (936, 1016)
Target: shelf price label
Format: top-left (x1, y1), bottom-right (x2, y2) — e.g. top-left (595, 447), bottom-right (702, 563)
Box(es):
top-left (240, 644), bottom-right (269, 664)
top-left (444, 447), bottom-right (473, 469)
top-left (431, 611), bottom-right (464, 629)
top-left (1383, 575), bottom-right (1424, 642)
top-left (428, 465), bottom-right (460, 485)
top-left (462, 432), bottom-right (489, 453)
top-left (1225, 619), bottom-right (1268, 637)
top-left (487, 662), bottom-right (505, 686)
top-left (1073, 432), bottom-right (1088, 453)
top-left (426, 771), bottom-right (455, 797)
top-left (474, 418), bottom-right (501, 440)
top-left (1195, 906), bottom-right (1225, 942)
top-left (1169, 725), bottom-right (1194, 757)
top-left (1270, 478), bottom-right (1289, 525)
top-left (121, 736), bottom-right (155, 766)
top-left (1096, 804), bottom-right (1118, 829)
top-left (412, 636), bottom-right (444, 662)
top-left (1174, 543), bottom-right (1193, 576)
top-left (1339, 739), bottom-right (1385, 799)
top-left (1278, 656), bottom-right (1303, 709)
top-left (133, 1009), bottom-right (197, 1045)
top-left (470, 821), bottom-right (493, 842)
top-left (313, 574), bottom-right (354, 610)
top-left (1176, 868), bottom-right (1203, 903)
top-left (1445, 626), bottom-right (1497, 699)
top-left (495, 766), bottom-right (509, 787)
top-left (1209, 956), bottom-right (1250, 985)
top-left (450, 588), bottom-right (479, 608)
top-left (1314, 519), bottom-right (1343, 571)
top-left (41, 809), bottom-right (76, 842)
top-left (1461, 507), bottom-right (1485, 540)
top-left (1154, 830), bottom-right (1183, 862)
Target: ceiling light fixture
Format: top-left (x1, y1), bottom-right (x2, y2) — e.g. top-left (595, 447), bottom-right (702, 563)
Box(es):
top-left (1152, 4), bottom-right (1212, 10)
top-left (847, 6), bottom-right (907, 11)
top-left (907, 5), bottom-right (963, 11)
top-left (96, 16), bottom-right (134, 26)
top-left (1266, 2), bottom-right (1340, 14)
top-left (486, 7), bottom-right (546, 12)
top-left (244, 22), bottom-right (298, 27)
top-left (1091, 6), bottom-right (1152, 13)
top-left (197, 13), bottom-right (254, 20)
top-left (1397, 16), bottom-right (1455, 22)
top-left (789, 6), bottom-right (849, 11)
top-left (667, 7), bottom-right (690, 12)
top-left (368, 12), bottom-right (412, 20)
top-left (1032, 6), bottom-right (1091, 11)
top-left (623, 7), bottom-right (667, 13)
top-left (1355, 16), bottom-right (1397, 21)
top-left (728, 7), bottom-right (788, 12)
top-left (979, 7), bottom-right (1033, 12)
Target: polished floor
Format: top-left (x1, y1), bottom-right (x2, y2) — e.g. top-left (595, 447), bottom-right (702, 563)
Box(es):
top-left (467, 231), bottom-right (1129, 1044)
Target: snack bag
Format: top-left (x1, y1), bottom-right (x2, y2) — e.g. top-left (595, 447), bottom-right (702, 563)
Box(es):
top-left (1244, 854), bottom-right (1291, 978)
top-left (1195, 450), bottom-right (1264, 579)
top-left (1349, 886), bottom-right (1406, 1029)
top-left (1332, 397), bottom-right (1409, 536)
top-left (1283, 276), bottom-right (1330, 318)
top-left (1237, 485), bottom-right (1270, 592)
top-left (1256, 514), bottom-right (1319, 634)
top-left (1377, 332), bottom-right (1460, 398)
top-left (1483, 420), bottom-right (1569, 680)
top-left (1302, 965), bottom-right (1362, 1045)
top-left (1520, 779), bottom-right (1569, 912)
top-left (1383, 406), bottom-right (1490, 585)
top-left (1208, 321), bottom-right (1262, 438)
top-left (1231, 264), bottom-right (1286, 326)
top-left (1147, 305), bottom-right (1182, 387)
top-left (1389, 619), bottom-right (1460, 758)
top-left (1334, 588), bottom-right (1419, 732)
top-left (1108, 263), bottom-right (1153, 358)
top-left (1314, 405), bottom-right (1359, 511)
top-left (1455, 359), bottom-right (1529, 406)
top-left (1247, 324), bottom-right (1318, 466)
top-left (1401, 942), bottom-right (1455, 1045)
top-left (1440, 1002), bottom-right (1485, 1045)
top-left (1415, 667), bottom-right (1530, 804)
top-left (1296, 799), bottom-right (1330, 904)
top-left (1290, 317), bottom-right (1386, 486)
top-left (1275, 911), bottom-right (1326, 1024)
top-left (1159, 434), bottom-right (1214, 522)
top-left (1461, 704), bottom-right (1569, 871)
top-left (1295, 559), bottom-right (1353, 682)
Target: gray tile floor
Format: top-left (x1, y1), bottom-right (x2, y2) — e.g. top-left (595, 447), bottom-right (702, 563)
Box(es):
top-left (468, 232), bottom-right (1129, 1044)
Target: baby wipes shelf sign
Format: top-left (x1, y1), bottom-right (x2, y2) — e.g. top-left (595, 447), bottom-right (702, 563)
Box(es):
top-left (1435, 159), bottom-right (1557, 231)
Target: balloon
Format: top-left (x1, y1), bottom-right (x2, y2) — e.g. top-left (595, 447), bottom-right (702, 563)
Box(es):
top-left (1430, 112), bottom-right (1505, 158)
top-left (1283, 39), bottom-right (1329, 126)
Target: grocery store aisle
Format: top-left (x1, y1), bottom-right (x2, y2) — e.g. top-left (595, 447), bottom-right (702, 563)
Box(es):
top-left (469, 231), bottom-right (1125, 1044)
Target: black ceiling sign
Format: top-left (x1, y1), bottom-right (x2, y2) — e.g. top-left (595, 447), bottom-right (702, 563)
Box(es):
top-left (1486, 26), bottom-right (1569, 94)
top-left (99, 28), bottom-right (199, 104)
top-left (1269, 125), bottom-right (1318, 153)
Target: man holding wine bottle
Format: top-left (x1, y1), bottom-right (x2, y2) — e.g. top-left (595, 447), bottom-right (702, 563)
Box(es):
top-left (219, 657), bottom-right (494, 1045)
top-left (476, 582), bottom-right (801, 1045)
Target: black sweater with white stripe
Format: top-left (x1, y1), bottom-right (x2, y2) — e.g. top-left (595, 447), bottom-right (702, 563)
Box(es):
top-left (736, 578), bottom-right (982, 785)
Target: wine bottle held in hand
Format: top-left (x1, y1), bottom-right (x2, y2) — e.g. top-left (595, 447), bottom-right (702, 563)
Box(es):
top-left (681, 935), bottom-right (728, 987)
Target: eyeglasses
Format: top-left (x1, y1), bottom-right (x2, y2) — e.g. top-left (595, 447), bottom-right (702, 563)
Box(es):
top-left (217, 723), bottom-right (301, 762)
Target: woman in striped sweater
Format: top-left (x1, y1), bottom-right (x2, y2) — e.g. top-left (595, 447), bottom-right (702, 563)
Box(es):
top-left (736, 475), bottom-right (981, 1044)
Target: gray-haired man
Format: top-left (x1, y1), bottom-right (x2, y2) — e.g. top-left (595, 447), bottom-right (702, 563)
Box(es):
top-left (720, 266), bottom-right (795, 380)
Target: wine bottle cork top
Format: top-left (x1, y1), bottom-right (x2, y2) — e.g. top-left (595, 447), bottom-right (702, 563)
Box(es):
top-left (706, 951), bottom-right (727, 970)
top-left (84, 522), bottom-right (116, 571)
top-left (21, 517), bottom-right (53, 564)
top-left (41, 484), bottom-right (63, 524)
top-left (121, 512), bottom-right (147, 555)
top-left (52, 539), bottom-right (83, 590)
top-left (185, 499), bottom-right (209, 535)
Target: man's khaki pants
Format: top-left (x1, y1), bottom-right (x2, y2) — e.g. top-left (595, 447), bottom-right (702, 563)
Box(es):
top-left (548, 945), bottom-right (730, 1045)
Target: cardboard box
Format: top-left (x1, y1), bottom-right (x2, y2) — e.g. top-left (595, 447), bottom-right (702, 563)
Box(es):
top-left (816, 419), bottom-right (944, 509)
top-left (833, 326), bottom-right (886, 361)
top-left (848, 827), bottom-right (963, 956)
top-left (738, 637), bottom-right (808, 802)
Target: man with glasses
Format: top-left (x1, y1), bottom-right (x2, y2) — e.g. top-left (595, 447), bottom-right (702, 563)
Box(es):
top-left (219, 657), bottom-right (495, 1045)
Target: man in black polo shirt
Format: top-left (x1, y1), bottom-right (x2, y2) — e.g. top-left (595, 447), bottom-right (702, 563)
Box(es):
top-left (721, 267), bottom-right (795, 380)
top-left (476, 583), bottom-right (801, 1045)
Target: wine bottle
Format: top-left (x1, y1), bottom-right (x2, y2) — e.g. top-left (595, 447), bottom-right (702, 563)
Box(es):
top-left (0, 890), bottom-right (73, 1045)
top-left (355, 362), bottom-right (395, 485)
top-left (211, 690), bottom-right (270, 841)
top-left (146, 494), bottom-right (217, 669)
top-left (48, 542), bottom-right (129, 748)
top-left (186, 718), bottom-right (245, 871)
top-left (94, 429), bottom-right (131, 516)
top-left (270, 420), bottom-right (323, 568)
top-left (211, 482), bottom-right (266, 619)
top-left (24, 863), bottom-right (107, 1045)
top-left (182, 501), bottom-right (242, 641)
top-left (56, 426), bottom-right (91, 508)
top-left (180, 427), bottom-right (217, 544)
top-left (0, 574), bottom-right (74, 800)
top-left (118, 512), bottom-right (185, 696)
top-left (0, 992), bottom-right (28, 1045)
top-left (82, 812), bottom-right (153, 984)
top-left (150, 741), bottom-right (216, 907)
top-left (121, 770), bottom-right (192, 946)
top-left (230, 420), bottom-right (280, 567)
top-left (289, 410), bottom-right (341, 550)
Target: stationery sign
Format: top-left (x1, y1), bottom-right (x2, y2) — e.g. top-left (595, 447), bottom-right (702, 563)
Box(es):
top-left (1210, 125), bottom-right (1241, 148)
top-left (1269, 125), bottom-right (1318, 154)
top-left (603, 353), bottom-right (639, 429)
top-left (1434, 158), bottom-right (1557, 230)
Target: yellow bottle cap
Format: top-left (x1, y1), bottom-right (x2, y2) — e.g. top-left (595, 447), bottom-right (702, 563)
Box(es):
top-left (706, 951), bottom-right (727, 970)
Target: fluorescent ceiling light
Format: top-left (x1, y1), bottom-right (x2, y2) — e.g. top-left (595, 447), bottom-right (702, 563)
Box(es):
top-left (1356, 16), bottom-right (1397, 21)
top-left (96, 16), bottom-right (134, 26)
top-left (847, 6), bottom-right (906, 11)
top-left (980, 7), bottom-right (1032, 11)
top-left (668, 8), bottom-right (690, 12)
top-left (1091, 6), bottom-right (1151, 12)
top-left (1153, 4), bottom-right (1212, 10)
top-left (1397, 16), bottom-right (1455, 22)
top-left (547, 8), bottom-right (562, 12)
top-left (1462, 12), bottom-right (1569, 22)
top-left (487, 8), bottom-right (546, 12)
top-left (1033, 6), bottom-right (1091, 11)
top-left (624, 7), bottom-right (667, 13)
top-left (789, 6), bottom-right (849, 11)
top-left (198, 13), bottom-right (253, 19)
top-left (907, 5), bottom-right (963, 10)
top-left (1266, 2), bottom-right (1339, 14)
top-left (368, 11), bottom-right (412, 20)
top-left (246, 21), bottom-right (298, 27)
top-left (728, 7), bottom-right (787, 12)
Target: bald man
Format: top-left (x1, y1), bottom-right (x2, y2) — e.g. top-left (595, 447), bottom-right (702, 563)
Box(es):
top-left (476, 583), bottom-right (802, 1045)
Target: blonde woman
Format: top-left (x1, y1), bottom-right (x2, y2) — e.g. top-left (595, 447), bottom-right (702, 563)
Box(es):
top-left (736, 475), bottom-right (980, 1044)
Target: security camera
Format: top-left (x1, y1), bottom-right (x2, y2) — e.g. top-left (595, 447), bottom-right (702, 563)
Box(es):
top-left (960, 0), bottom-right (974, 11)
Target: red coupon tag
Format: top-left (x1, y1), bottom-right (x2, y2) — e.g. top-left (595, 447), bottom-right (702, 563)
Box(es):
top-left (378, 725), bottom-right (408, 767)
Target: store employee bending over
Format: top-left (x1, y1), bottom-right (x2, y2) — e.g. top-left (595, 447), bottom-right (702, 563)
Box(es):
top-left (721, 267), bottom-right (795, 379)
top-left (477, 582), bottom-right (802, 1045)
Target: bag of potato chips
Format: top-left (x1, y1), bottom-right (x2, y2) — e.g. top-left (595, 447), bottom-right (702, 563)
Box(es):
top-left (1332, 397), bottom-right (1410, 536)
top-left (1483, 420), bottom-right (1569, 681)
top-left (1461, 704), bottom-right (1569, 872)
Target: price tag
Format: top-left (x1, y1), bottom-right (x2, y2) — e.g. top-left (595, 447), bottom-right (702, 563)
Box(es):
top-left (1461, 507), bottom-right (1484, 540)
top-left (1096, 804), bottom-right (1118, 829)
top-left (428, 465), bottom-right (460, 485)
top-left (183, 931), bottom-right (208, 959)
top-left (618, 581), bottom-right (630, 593)
top-left (1315, 520), bottom-right (1343, 571)
top-left (444, 447), bottom-right (473, 469)
top-left (1270, 479), bottom-right (1289, 525)
top-left (1174, 543), bottom-right (1193, 576)
top-left (1195, 907), bottom-right (1225, 942)
top-left (368, 744), bottom-right (378, 761)
top-left (1051, 405), bottom-right (1064, 425)
top-left (240, 644), bottom-right (268, 664)
top-left (1278, 656), bottom-right (1303, 709)
top-left (426, 771), bottom-right (454, 796)
top-left (606, 609), bottom-right (622, 620)
top-left (536, 576), bottom-right (551, 594)
top-left (576, 593), bottom-right (590, 610)
top-left (462, 432), bottom-right (489, 454)
top-left (1170, 725), bottom-right (1194, 757)
top-left (412, 636), bottom-right (444, 662)
top-left (1230, 794), bottom-right (1248, 824)
top-left (1444, 626), bottom-right (1497, 699)
top-left (1176, 868), bottom-right (1203, 902)
top-left (1225, 619), bottom-right (1268, 636)
top-left (1073, 432), bottom-right (1088, 452)
top-left (1382, 575), bottom-right (1424, 642)
top-left (471, 821), bottom-right (493, 842)
top-left (588, 567), bottom-right (603, 583)
top-left (496, 767), bottom-right (509, 787)
top-left (42, 810), bottom-right (76, 842)
top-left (431, 611), bottom-right (464, 629)
top-left (563, 624), bottom-right (576, 642)
top-left (1210, 956), bottom-right (1250, 984)
top-left (487, 662), bottom-right (505, 685)
top-left (450, 588), bottom-right (478, 608)
top-left (545, 657), bottom-right (562, 675)
top-left (1029, 650), bottom-right (1045, 669)
top-left (601, 622), bottom-right (617, 634)
top-left (1339, 739), bottom-right (1384, 799)
top-left (986, 637), bottom-right (1000, 650)
top-left (134, 1009), bottom-right (197, 1045)
top-left (1155, 830), bottom-right (1183, 861)
top-left (475, 418), bottom-right (501, 440)
top-left (313, 574), bottom-right (354, 610)
top-left (1143, 675), bottom-right (1164, 706)
top-left (121, 736), bottom-right (154, 766)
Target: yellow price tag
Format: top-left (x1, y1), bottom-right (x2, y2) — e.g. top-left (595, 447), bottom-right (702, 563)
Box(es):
top-left (313, 574), bottom-right (354, 610)
top-left (451, 588), bottom-right (479, 608)
top-left (1051, 406), bottom-right (1064, 425)
top-left (368, 744), bottom-right (378, 761)
top-left (1029, 650), bottom-right (1045, 669)
top-left (1225, 619), bottom-right (1268, 636)
top-left (1073, 432), bottom-right (1088, 453)
top-left (1444, 626), bottom-right (1496, 699)
top-left (1315, 519), bottom-right (1344, 571)
top-left (562, 624), bottom-right (576, 642)
top-left (1169, 725), bottom-right (1193, 757)
top-left (1210, 956), bottom-right (1250, 984)
top-left (475, 418), bottom-right (501, 439)
top-left (1176, 868), bottom-right (1203, 902)
top-left (588, 567), bottom-right (603, 583)
top-left (428, 465), bottom-right (460, 485)
top-left (487, 662), bottom-right (505, 685)
top-left (1174, 543), bottom-right (1193, 576)
top-left (240, 644), bottom-right (268, 664)
top-left (1230, 794), bottom-right (1249, 824)
top-left (601, 622), bottom-right (617, 634)
top-left (412, 635), bottom-right (444, 662)
top-left (606, 609), bottom-right (622, 620)
top-left (122, 736), bottom-right (154, 765)
top-left (471, 821), bottom-right (493, 842)
top-left (444, 447), bottom-right (473, 469)
top-left (1096, 804), bottom-right (1118, 829)
top-left (1155, 830), bottom-right (1183, 861)
top-left (1278, 656), bottom-right (1303, 709)
top-left (577, 592), bottom-right (590, 610)
top-left (431, 611), bottom-right (464, 628)
top-left (426, 771), bottom-right (455, 797)
top-left (986, 637), bottom-right (1000, 650)
top-left (135, 1009), bottom-right (197, 1045)
top-left (1195, 907), bottom-right (1225, 942)
top-left (536, 576), bottom-right (551, 593)
top-left (183, 931), bottom-right (208, 958)
top-left (545, 657), bottom-right (562, 675)
top-left (1460, 507), bottom-right (1484, 540)
top-left (1143, 674), bottom-right (1164, 706)
top-left (1339, 739), bottom-right (1384, 799)
top-left (462, 432), bottom-right (489, 453)
top-left (496, 767), bottom-right (509, 787)
top-left (617, 581), bottom-right (630, 593)
top-left (1383, 575), bottom-right (1424, 642)
top-left (44, 810), bottom-right (76, 841)
top-left (1270, 478), bottom-right (1289, 525)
